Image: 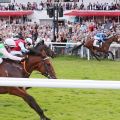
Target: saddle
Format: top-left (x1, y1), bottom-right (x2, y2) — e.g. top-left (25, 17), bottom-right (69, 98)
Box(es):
top-left (93, 40), bottom-right (102, 48)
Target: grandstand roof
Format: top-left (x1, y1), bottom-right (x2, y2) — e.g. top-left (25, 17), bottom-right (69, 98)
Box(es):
top-left (64, 10), bottom-right (120, 17)
top-left (0, 10), bottom-right (33, 16)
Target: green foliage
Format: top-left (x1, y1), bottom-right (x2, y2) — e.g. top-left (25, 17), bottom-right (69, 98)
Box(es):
top-left (1, 56), bottom-right (120, 120)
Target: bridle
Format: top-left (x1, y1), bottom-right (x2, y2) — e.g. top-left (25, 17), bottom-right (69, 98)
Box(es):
top-left (23, 60), bottom-right (31, 75)
top-left (22, 55), bottom-right (52, 78)
top-left (41, 56), bottom-right (54, 79)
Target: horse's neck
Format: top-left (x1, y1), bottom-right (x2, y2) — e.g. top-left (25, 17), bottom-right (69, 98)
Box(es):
top-left (106, 36), bottom-right (114, 44)
top-left (26, 55), bottom-right (40, 74)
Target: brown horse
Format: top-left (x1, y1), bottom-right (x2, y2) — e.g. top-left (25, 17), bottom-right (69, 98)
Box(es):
top-left (72, 34), bottom-right (120, 60)
top-left (0, 49), bottom-right (56, 120)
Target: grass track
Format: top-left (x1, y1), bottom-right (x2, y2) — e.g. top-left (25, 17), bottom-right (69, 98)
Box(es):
top-left (1, 56), bottom-right (120, 120)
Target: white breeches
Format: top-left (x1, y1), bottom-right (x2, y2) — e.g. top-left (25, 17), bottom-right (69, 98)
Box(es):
top-left (0, 48), bottom-right (22, 61)
top-left (10, 51), bottom-right (23, 56)
top-left (93, 40), bottom-right (99, 47)
top-left (0, 58), bottom-right (3, 64)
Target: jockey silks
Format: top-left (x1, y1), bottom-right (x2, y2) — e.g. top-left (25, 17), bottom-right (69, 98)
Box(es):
top-left (94, 33), bottom-right (107, 42)
top-left (11, 39), bottom-right (25, 51)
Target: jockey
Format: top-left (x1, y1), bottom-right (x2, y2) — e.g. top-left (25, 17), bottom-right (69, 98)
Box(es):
top-left (0, 37), bottom-right (25, 64)
top-left (10, 37), bottom-right (29, 56)
top-left (93, 31), bottom-right (107, 47)
top-left (8, 32), bottom-right (34, 56)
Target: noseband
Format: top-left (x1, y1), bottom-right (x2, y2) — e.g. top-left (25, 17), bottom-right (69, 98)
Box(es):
top-left (42, 56), bottom-right (53, 78)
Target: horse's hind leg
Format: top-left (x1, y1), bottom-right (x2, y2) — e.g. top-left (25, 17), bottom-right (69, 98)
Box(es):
top-left (91, 51), bottom-right (100, 61)
top-left (71, 45), bottom-right (82, 56)
top-left (8, 87), bottom-right (50, 120)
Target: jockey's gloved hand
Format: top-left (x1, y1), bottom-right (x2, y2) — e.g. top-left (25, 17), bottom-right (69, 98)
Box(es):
top-left (22, 49), bottom-right (29, 53)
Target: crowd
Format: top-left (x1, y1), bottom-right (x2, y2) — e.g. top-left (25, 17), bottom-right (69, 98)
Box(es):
top-left (0, 17), bottom-right (118, 56)
top-left (0, 1), bottom-right (120, 11)
top-left (0, 17), bottom-right (118, 44)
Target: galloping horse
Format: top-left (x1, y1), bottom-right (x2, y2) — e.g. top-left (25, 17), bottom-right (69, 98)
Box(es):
top-left (0, 47), bottom-right (56, 120)
top-left (72, 34), bottom-right (120, 60)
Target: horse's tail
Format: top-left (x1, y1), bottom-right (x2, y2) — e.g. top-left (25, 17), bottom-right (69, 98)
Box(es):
top-left (71, 41), bottom-right (85, 54)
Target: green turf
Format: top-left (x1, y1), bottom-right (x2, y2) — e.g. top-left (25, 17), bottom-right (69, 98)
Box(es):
top-left (1, 56), bottom-right (120, 120)
top-left (32, 55), bottom-right (120, 80)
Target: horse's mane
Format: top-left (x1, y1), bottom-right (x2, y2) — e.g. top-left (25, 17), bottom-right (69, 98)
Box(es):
top-left (30, 40), bottom-right (56, 58)
top-left (28, 41), bottom-right (45, 56)
top-left (29, 48), bottom-right (40, 56)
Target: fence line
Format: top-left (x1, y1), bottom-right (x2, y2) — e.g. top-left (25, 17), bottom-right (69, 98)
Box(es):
top-left (45, 42), bottom-right (120, 60)
top-left (45, 42), bottom-right (120, 47)
top-left (0, 78), bottom-right (120, 89)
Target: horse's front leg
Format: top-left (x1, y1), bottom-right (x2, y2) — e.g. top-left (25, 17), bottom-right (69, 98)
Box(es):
top-left (8, 87), bottom-right (51, 120)
top-left (90, 50), bottom-right (100, 61)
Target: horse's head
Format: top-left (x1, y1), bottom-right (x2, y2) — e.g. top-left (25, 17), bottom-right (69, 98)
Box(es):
top-left (37, 56), bottom-right (57, 79)
top-left (25, 48), bottom-right (57, 79)
top-left (109, 33), bottom-right (120, 43)
top-left (103, 33), bottom-right (120, 44)
top-left (116, 34), bottom-right (120, 43)
top-left (35, 40), bottom-right (57, 58)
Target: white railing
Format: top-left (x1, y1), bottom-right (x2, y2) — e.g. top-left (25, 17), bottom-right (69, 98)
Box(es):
top-left (0, 77), bottom-right (120, 89)
top-left (45, 42), bottom-right (120, 60)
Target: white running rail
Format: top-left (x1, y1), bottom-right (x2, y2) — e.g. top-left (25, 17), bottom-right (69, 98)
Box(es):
top-left (45, 42), bottom-right (120, 60)
top-left (0, 77), bottom-right (120, 89)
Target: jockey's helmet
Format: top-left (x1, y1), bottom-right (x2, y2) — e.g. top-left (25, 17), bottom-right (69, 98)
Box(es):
top-left (25, 38), bottom-right (33, 45)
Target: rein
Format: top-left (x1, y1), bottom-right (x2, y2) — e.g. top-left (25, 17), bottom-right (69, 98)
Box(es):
top-left (22, 55), bottom-right (50, 75)
top-left (23, 61), bottom-right (31, 75)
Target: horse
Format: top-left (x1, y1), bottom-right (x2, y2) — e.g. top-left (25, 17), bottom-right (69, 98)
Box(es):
top-left (0, 48), bottom-right (57, 120)
top-left (72, 33), bottom-right (120, 60)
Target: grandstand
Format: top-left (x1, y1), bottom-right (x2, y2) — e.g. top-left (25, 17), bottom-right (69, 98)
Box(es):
top-left (0, 0), bottom-right (119, 58)
top-left (10, 0), bottom-right (47, 4)
top-left (7, 0), bottom-right (116, 4)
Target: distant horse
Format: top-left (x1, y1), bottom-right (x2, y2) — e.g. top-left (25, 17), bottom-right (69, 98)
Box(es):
top-left (72, 34), bottom-right (120, 60)
top-left (0, 48), bottom-right (56, 120)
